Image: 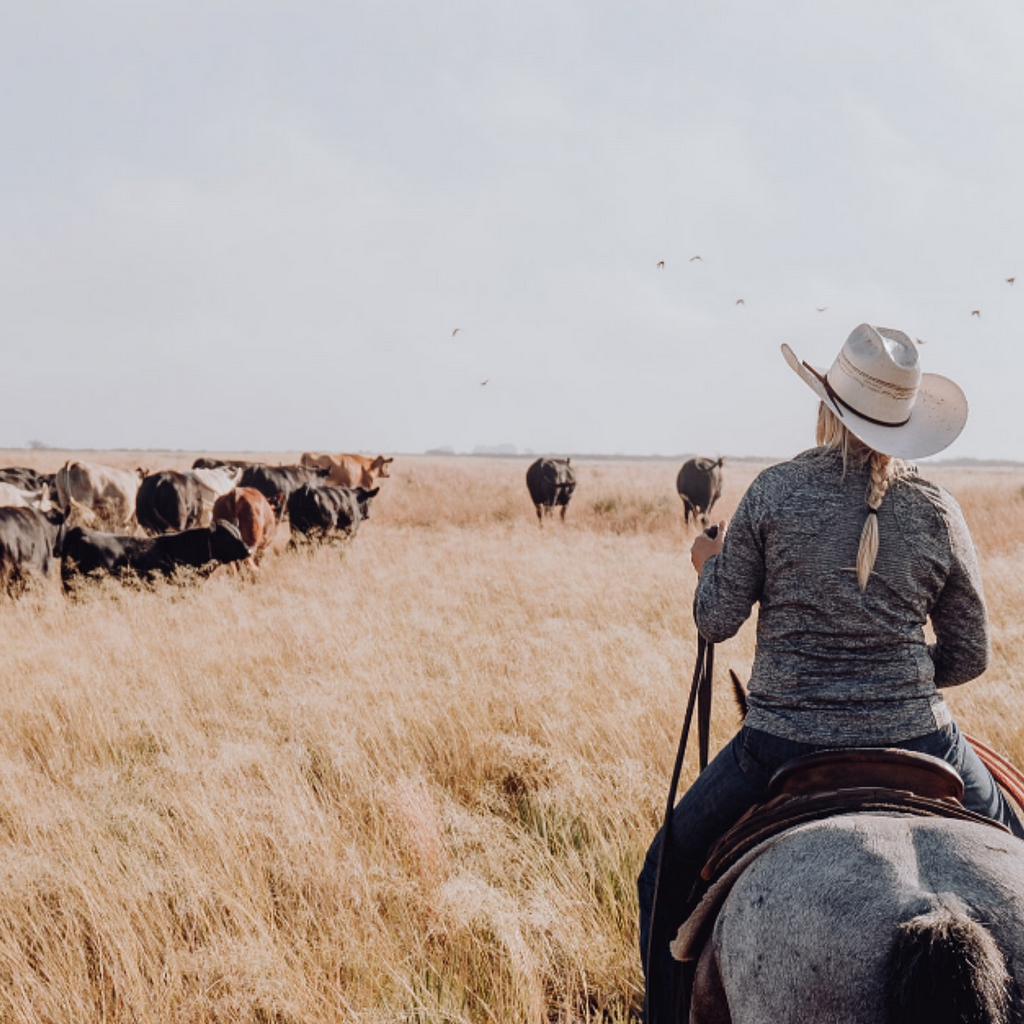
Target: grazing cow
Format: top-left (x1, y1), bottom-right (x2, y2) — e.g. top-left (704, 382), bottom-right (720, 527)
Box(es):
top-left (0, 467), bottom-right (48, 491)
top-left (54, 460), bottom-right (145, 530)
top-left (61, 521), bottom-right (251, 588)
top-left (676, 456), bottom-right (724, 527)
top-left (300, 452), bottom-right (394, 489)
top-left (0, 482), bottom-right (51, 510)
top-left (191, 457), bottom-right (254, 471)
top-left (7, 470), bottom-right (58, 506)
top-left (238, 463), bottom-right (326, 505)
top-left (286, 483), bottom-right (378, 543)
top-left (525, 457), bottom-right (576, 525)
top-left (189, 466), bottom-right (244, 525)
top-left (211, 487), bottom-right (282, 569)
top-left (136, 471), bottom-right (204, 534)
top-left (0, 506), bottom-right (66, 596)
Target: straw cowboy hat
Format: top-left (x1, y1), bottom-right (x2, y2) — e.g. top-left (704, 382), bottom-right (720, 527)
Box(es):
top-left (782, 324), bottom-right (968, 459)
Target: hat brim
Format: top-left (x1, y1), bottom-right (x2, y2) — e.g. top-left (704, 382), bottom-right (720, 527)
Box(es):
top-left (781, 343), bottom-right (968, 459)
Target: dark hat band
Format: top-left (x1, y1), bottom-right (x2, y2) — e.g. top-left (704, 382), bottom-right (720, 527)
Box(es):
top-left (803, 361), bottom-right (912, 428)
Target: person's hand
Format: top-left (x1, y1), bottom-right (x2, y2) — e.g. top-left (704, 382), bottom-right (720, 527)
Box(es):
top-left (690, 520), bottom-right (727, 575)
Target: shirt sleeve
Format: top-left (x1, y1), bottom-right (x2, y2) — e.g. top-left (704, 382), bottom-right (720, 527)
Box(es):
top-left (693, 483), bottom-right (766, 642)
top-left (928, 495), bottom-right (990, 687)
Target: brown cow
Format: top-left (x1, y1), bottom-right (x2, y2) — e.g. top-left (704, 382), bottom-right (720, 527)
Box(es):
top-left (211, 487), bottom-right (282, 571)
top-left (300, 452), bottom-right (394, 489)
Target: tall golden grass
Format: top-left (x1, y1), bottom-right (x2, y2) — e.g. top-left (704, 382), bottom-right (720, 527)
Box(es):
top-left (0, 451), bottom-right (1022, 1022)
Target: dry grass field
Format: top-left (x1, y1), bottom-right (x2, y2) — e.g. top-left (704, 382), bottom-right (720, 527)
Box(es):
top-left (1, 450), bottom-right (1023, 1023)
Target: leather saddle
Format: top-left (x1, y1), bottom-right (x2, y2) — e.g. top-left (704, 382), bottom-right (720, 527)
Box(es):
top-left (699, 747), bottom-right (1006, 889)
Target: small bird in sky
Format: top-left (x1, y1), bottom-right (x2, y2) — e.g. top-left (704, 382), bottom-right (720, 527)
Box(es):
top-left (452, 328), bottom-right (461, 336)
top-left (972, 310), bottom-right (981, 317)
top-left (656, 260), bottom-right (665, 269)
top-left (480, 379), bottom-right (489, 386)
top-left (736, 299), bottom-right (745, 305)
top-left (915, 337), bottom-right (927, 345)
top-left (1008, 277), bottom-right (1016, 285)
top-left (689, 255), bottom-right (703, 262)
top-left (816, 307), bottom-right (828, 313)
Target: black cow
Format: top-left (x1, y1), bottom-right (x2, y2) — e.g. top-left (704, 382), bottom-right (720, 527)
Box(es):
top-left (61, 521), bottom-right (251, 589)
top-left (0, 506), bottom-right (66, 596)
top-left (286, 484), bottom-right (379, 543)
top-left (0, 467), bottom-right (56, 504)
top-left (526, 457), bottom-right (576, 525)
top-left (192, 457), bottom-right (254, 471)
top-left (0, 467), bottom-right (46, 490)
top-left (136, 471), bottom-right (204, 534)
top-left (676, 457), bottom-right (724, 527)
top-left (239, 463), bottom-right (326, 505)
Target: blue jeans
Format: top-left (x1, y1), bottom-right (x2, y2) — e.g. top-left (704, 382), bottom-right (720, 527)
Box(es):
top-left (637, 722), bottom-right (1024, 1024)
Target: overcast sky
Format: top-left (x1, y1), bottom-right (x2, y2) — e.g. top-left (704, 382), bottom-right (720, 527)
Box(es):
top-left (1, 3), bottom-right (1021, 459)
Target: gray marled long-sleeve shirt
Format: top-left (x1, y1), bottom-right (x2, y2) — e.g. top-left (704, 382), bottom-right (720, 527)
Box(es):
top-left (694, 447), bottom-right (989, 745)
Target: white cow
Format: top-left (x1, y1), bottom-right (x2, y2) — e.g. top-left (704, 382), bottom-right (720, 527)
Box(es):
top-left (188, 467), bottom-right (243, 526)
top-left (55, 460), bottom-right (145, 529)
top-left (0, 482), bottom-right (50, 509)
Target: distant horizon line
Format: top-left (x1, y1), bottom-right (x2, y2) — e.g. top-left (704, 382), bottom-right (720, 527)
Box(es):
top-left (0, 445), bottom-right (1021, 469)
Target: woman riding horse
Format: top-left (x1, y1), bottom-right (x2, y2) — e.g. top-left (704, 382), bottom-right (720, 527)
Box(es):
top-left (638, 324), bottom-right (1024, 1023)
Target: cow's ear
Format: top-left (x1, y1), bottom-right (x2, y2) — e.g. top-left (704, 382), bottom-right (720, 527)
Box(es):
top-left (368, 487), bottom-right (380, 498)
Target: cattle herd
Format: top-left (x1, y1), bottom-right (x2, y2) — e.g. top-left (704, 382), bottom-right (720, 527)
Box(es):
top-left (0, 452), bottom-right (723, 597)
top-left (0, 452), bottom-right (393, 596)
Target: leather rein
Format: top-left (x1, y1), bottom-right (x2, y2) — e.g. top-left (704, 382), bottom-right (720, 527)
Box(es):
top-left (643, 632), bottom-right (715, 1023)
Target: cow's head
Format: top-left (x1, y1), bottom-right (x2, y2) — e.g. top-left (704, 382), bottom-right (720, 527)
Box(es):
top-left (355, 486), bottom-right (380, 519)
top-left (210, 521), bottom-right (251, 564)
top-left (370, 456), bottom-right (394, 478)
top-left (44, 507), bottom-right (68, 556)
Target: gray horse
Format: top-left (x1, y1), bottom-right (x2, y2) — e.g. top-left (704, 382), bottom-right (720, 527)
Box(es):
top-left (672, 813), bottom-right (1024, 1024)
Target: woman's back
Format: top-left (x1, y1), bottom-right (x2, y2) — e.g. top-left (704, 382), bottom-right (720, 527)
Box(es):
top-left (694, 446), bottom-right (988, 745)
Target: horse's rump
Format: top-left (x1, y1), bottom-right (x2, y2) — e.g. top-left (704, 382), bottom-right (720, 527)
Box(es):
top-left (686, 814), bottom-right (1024, 1024)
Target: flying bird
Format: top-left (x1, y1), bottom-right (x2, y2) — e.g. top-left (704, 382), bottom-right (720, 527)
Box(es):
top-left (452, 328), bottom-right (461, 336)
top-left (972, 310), bottom-right (981, 317)
top-left (735, 299), bottom-right (745, 305)
top-left (689, 255), bottom-right (703, 262)
top-left (480, 379), bottom-right (489, 386)
top-left (816, 307), bottom-right (828, 313)
top-left (1008, 277), bottom-right (1015, 285)
top-left (656, 260), bottom-right (665, 269)
top-left (915, 337), bottom-right (927, 345)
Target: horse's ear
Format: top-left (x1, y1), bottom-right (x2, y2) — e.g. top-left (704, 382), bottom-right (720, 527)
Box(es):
top-left (729, 670), bottom-right (748, 717)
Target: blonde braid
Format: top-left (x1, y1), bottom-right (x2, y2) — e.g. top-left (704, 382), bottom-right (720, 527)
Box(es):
top-left (856, 450), bottom-right (893, 590)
